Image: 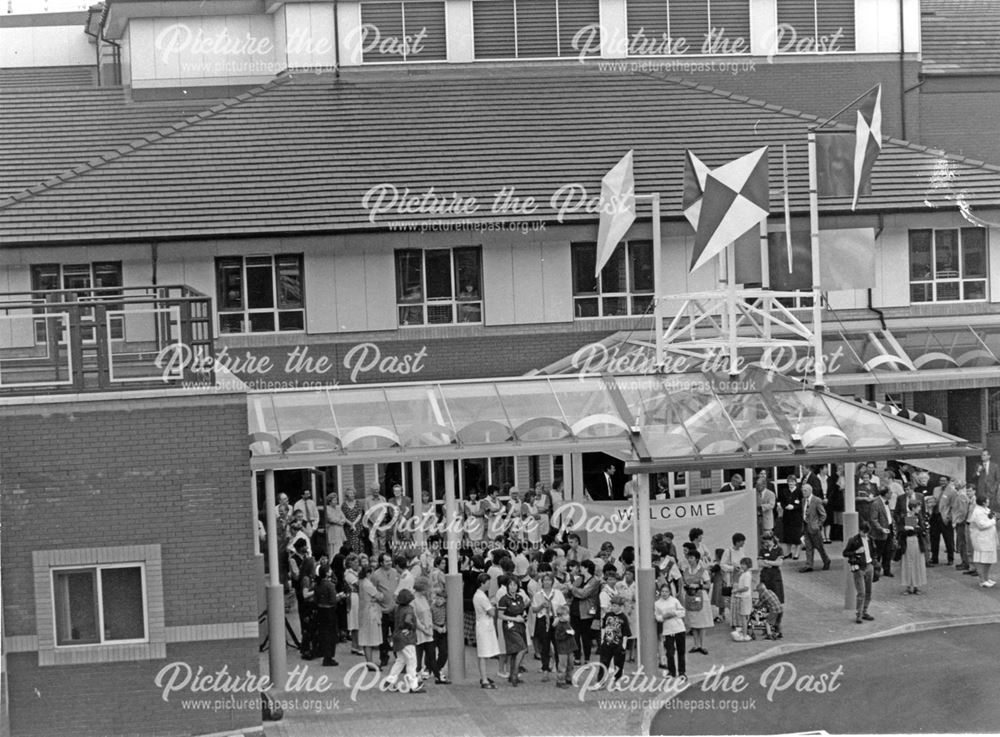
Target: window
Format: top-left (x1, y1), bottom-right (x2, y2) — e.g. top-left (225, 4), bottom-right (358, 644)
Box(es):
top-left (989, 389), bottom-right (1000, 433)
top-left (395, 247), bottom-right (482, 325)
top-left (216, 255), bottom-right (305, 334)
top-left (626, 0), bottom-right (751, 55)
top-left (774, 0), bottom-right (855, 53)
top-left (472, 0), bottom-right (601, 59)
top-left (30, 262), bottom-right (124, 343)
top-left (358, 1), bottom-right (447, 63)
top-left (909, 228), bottom-right (987, 303)
top-left (53, 565), bottom-right (146, 646)
top-left (571, 241), bottom-right (653, 317)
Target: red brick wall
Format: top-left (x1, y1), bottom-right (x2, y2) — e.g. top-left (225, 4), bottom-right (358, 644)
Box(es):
top-left (919, 89), bottom-right (1000, 165)
top-left (0, 392), bottom-right (260, 737)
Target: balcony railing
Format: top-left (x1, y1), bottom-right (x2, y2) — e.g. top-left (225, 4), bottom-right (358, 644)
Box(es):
top-left (0, 285), bottom-right (214, 395)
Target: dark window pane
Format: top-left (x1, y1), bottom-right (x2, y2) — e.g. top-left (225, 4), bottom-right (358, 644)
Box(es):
top-left (427, 303), bottom-right (454, 324)
top-left (278, 311), bottom-right (305, 331)
top-left (632, 295), bottom-right (653, 314)
top-left (276, 256), bottom-right (303, 308)
top-left (962, 228), bottom-right (987, 278)
top-left (396, 250), bottom-right (423, 302)
top-left (62, 265), bottom-right (91, 291)
top-left (575, 297), bottom-right (599, 317)
top-left (630, 240), bottom-right (654, 291)
top-left (457, 302), bottom-right (482, 323)
top-left (54, 569), bottom-right (99, 645)
top-left (908, 230), bottom-right (932, 280)
top-left (101, 567), bottom-right (145, 641)
top-left (454, 248), bottom-right (482, 299)
top-left (601, 247), bottom-right (627, 293)
top-left (572, 243), bottom-right (598, 294)
top-left (399, 305), bottom-right (424, 325)
top-left (219, 313), bottom-right (244, 333)
top-left (935, 229), bottom-right (959, 278)
top-left (31, 265), bottom-right (61, 292)
top-left (910, 283), bottom-right (932, 303)
top-left (936, 281), bottom-right (960, 301)
top-left (425, 250), bottom-right (453, 299)
top-left (602, 296), bottom-right (628, 316)
top-left (246, 263), bottom-right (275, 309)
top-left (965, 281), bottom-right (987, 301)
top-left (217, 261), bottom-right (243, 310)
top-left (249, 312), bottom-right (275, 332)
top-left (93, 263), bottom-right (122, 289)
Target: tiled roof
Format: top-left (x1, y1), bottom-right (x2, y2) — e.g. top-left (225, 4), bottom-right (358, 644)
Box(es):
top-left (0, 86), bottom-right (231, 199)
top-left (2, 66), bottom-right (1000, 244)
top-left (921, 0), bottom-right (1000, 75)
top-left (0, 65), bottom-right (98, 89)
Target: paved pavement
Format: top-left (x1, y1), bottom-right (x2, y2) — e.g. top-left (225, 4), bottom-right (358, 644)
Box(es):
top-left (648, 623), bottom-right (1000, 734)
top-left (263, 557), bottom-right (1000, 737)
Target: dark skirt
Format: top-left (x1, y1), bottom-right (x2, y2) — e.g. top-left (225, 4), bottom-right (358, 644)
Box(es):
top-left (781, 514), bottom-right (803, 544)
top-left (760, 568), bottom-right (785, 604)
top-left (316, 606), bottom-right (337, 659)
top-left (503, 621), bottom-right (528, 654)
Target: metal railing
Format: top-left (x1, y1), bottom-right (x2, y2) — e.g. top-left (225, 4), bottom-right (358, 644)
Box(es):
top-left (0, 285), bottom-right (214, 394)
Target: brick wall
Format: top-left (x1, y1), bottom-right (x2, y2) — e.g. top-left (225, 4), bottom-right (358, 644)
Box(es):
top-left (0, 391), bottom-right (260, 737)
top-left (5, 641), bottom-right (259, 737)
top-left (919, 89), bottom-right (1000, 165)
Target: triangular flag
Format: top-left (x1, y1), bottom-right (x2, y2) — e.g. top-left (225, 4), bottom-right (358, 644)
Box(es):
top-left (852, 85), bottom-right (882, 210)
top-left (595, 150), bottom-right (637, 277)
top-left (682, 150), bottom-right (710, 230)
top-left (690, 147), bottom-right (770, 273)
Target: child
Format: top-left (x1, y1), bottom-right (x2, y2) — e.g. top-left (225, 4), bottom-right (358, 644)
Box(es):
top-left (731, 558), bottom-right (754, 641)
top-left (383, 589), bottom-right (425, 693)
top-left (553, 605), bottom-right (576, 688)
top-left (597, 595), bottom-right (631, 682)
top-left (653, 584), bottom-right (686, 679)
top-left (430, 584), bottom-right (450, 684)
top-left (754, 581), bottom-right (783, 639)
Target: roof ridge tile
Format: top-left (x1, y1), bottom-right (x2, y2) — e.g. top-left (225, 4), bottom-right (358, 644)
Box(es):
top-left (0, 76), bottom-right (291, 210)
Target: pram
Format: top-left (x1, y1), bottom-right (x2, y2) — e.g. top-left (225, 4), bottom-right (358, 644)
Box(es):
top-left (747, 601), bottom-right (780, 640)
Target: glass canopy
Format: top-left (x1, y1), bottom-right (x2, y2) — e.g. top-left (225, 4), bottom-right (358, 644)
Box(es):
top-left (247, 368), bottom-right (978, 470)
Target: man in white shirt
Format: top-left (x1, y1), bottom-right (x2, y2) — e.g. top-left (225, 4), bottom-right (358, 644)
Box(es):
top-left (294, 488), bottom-right (321, 552)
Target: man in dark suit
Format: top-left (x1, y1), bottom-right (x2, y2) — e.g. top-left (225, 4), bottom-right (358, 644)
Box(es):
top-left (587, 463), bottom-right (619, 501)
top-left (843, 521), bottom-right (876, 624)
top-left (800, 483), bottom-right (830, 572)
top-left (868, 486), bottom-right (895, 577)
top-left (719, 473), bottom-right (745, 493)
top-left (975, 450), bottom-right (1000, 514)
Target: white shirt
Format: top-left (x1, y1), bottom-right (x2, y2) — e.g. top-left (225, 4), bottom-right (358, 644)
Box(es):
top-left (293, 498), bottom-right (320, 529)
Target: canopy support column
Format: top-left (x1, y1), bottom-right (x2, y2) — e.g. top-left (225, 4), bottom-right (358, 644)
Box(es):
top-left (444, 459), bottom-right (465, 681)
top-left (636, 474), bottom-right (658, 676)
top-left (843, 463), bottom-right (858, 610)
top-left (264, 468), bottom-right (287, 690)
top-left (411, 462), bottom-right (425, 548)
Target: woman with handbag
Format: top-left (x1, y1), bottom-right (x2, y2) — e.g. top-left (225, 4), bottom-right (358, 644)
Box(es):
top-left (681, 549), bottom-right (713, 655)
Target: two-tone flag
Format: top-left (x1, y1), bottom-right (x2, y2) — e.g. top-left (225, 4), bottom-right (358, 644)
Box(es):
top-left (682, 150), bottom-right (710, 230)
top-left (852, 85), bottom-right (882, 210)
top-left (595, 150), bottom-right (637, 277)
top-left (689, 146), bottom-right (770, 273)
top-left (816, 86), bottom-right (882, 210)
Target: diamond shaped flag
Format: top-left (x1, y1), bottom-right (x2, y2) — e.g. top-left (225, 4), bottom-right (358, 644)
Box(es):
top-left (690, 146), bottom-right (770, 273)
top-left (595, 150), bottom-right (637, 277)
top-left (682, 150), bottom-right (710, 230)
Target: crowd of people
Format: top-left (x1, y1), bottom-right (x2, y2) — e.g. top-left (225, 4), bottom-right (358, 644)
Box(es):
top-left (262, 453), bottom-right (1000, 692)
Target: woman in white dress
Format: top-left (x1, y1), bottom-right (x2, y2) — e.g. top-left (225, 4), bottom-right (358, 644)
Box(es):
top-left (970, 493), bottom-right (998, 587)
top-left (344, 553), bottom-right (362, 655)
top-left (465, 490), bottom-right (485, 545)
top-left (473, 573), bottom-right (499, 688)
top-left (533, 482), bottom-right (552, 540)
top-left (326, 499), bottom-right (347, 556)
top-left (483, 486), bottom-right (503, 541)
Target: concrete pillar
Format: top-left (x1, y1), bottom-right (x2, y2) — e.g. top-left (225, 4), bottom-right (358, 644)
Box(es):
top-left (843, 463), bottom-right (858, 610)
top-left (636, 474), bottom-right (658, 675)
top-left (411, 462), bottom-right (425, 548)
top-left (264, 469), bottom-right (287, 689)
top-left (444, 459), bottom-right (465, 681)
top-left (571, 453), bottom-right (585, 500)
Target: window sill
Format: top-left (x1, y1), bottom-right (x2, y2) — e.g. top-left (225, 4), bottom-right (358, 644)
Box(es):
top-left (40, 641), bottom-right (166, 666)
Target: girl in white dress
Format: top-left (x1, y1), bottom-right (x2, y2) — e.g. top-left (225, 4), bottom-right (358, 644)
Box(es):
top-left (534, 482), bottom-right (552, 541)
top-left (524, 491), bottom-right (542, 546)
top-left (465, 491), bottom-right (485, 544)
top-left (473, 573), bottom-right (499, 688)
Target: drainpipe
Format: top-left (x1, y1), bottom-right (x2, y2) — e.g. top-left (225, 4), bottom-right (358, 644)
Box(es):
top-left (868, 215), bottom-right (887, 330)
top-left (899, 0), bottom-right (907, 138)
top-left (333, 0), bottom-right (341, 79)
top-left (83, 8), bottom-right (102, 86)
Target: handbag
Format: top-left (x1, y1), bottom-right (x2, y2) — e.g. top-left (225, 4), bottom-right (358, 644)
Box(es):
top-left (872, 561), bottom-right (882, 582)
top-left (721, 585), bottom-right (733, 597)
top-left (685, 588), bottom-right (704, 611)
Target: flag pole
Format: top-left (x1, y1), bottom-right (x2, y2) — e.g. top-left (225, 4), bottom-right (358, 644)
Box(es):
top-left (726, 243), bottom-right (739, 377)
top-left (813, 84), bottom-right (881, 131)
top-left (807, 131), bottom-right (826, 389)
top-left (782, 144), bottom-right (793, 273)
top-left (652, 193), bottom-right (664, 369)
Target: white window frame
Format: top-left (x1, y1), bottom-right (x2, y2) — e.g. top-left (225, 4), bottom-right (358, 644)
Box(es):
top-left (572, 240), bottom-right (654, 319)
top-left (395, 246), bottom-right (483, 327)
top-left (51, 562), bottom-right (149, 648)
top-left (215, 254), bottom-right (306, 335)
top-left (908, 227), bottom-right (989, 304)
